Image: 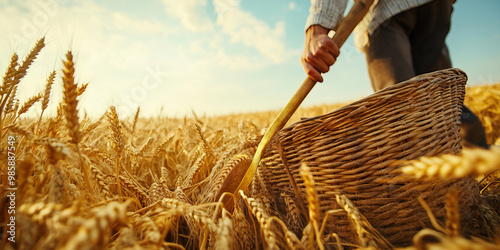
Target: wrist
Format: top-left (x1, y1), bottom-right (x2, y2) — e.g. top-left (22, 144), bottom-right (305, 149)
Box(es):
top-left (306, 25), bottom-right (330, 36)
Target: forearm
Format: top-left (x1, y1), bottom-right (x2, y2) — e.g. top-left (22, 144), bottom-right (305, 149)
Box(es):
top-left (305, 0), bottom-right (348, 32)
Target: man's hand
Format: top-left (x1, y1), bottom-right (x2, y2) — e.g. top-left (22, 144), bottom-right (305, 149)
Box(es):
top-left (301, 25), bottom-right (340, 82)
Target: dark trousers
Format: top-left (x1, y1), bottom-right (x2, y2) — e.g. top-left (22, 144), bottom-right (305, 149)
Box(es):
top-left (365, 0), bottom-right (452, 91)
top-left (364, 0), bottom-right (488, 148)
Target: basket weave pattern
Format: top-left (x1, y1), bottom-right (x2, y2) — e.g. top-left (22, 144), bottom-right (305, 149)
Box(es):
top-left (260, 68), bottom-right (478, 246)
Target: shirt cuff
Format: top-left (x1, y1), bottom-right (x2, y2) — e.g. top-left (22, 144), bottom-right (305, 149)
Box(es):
top-left (305, 0), bottom-right (348, 31)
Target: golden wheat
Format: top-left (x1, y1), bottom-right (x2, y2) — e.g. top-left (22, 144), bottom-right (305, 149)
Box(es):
top-left (445, 188), bottom-right (460, 237)
top-left (402, 147), bottom-right (500, 179)
top-left (62, 51), bottom-right (81, 145)
top-left (17, 93), bottom-right (42, 117)
top-left (299, 163), bottom-right (324, 250)
top-left (2, 41), bottom-right (500, 250)
top-left (41, 71), bottom-right (56, 113)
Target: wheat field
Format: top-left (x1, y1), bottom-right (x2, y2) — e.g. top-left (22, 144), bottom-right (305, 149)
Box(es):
top-left (1, 38), bottom-right (500, 249)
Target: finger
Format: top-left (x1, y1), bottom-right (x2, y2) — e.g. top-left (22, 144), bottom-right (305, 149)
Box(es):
top-left (301, 61), bottom-right (323, 82)
top-left (316, 49), bottom-right (336, 66)
top-left (305, 53), bottom-right (330, 73)
top-left (322, 38), bottom-right (340, 57)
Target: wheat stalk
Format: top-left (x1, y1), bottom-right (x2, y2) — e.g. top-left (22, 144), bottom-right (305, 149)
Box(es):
top-left (6, 124), bottom-right (34, 140)
top-left (17, 93), bottom-right (42, 117)
top-left (37, 70), bottom-right (57, 130)
top-left (61, 201), bottom-right (128, 250)
top-left (240, 190), bottom-right (277, 250)
top-left (299, 163), bottom-right (324, 250)
top-left (107, 106), bottom-right (125, 196)
top-left (1, 53), bottom-right (19, 96)
top-left (47, 161), bottom-right (69, 205)
top-left (445, 188), bottom-right (460, 237)
top-left (232, 205), bottom-right (254, 249)
top-left (402, 147), bottom-right (500, 179)
top-left (62, 51), bottom-right (81, 145)
top-left (15, 37), bottom-right (45, 84)
top-left (213, 211), bottom-right (235, 249)
top-left (132, 106), bottom-right (140, 136)
top-left (138, 137), bottom-right (154, 157)
top-left (41, 71), bottom-right (56, 112)
top-left (281, 192), bottom-right (306, 236)
top-left (336, 194), bottom-right (393, 249)
top-left (0, 54), bottom-right (19, 125)
top-left (90, 164), bottom-right (113, 200)
top-left (2, 38), bottom-right (45, 119)
top-left (18, 156), bottom-right (35, 204)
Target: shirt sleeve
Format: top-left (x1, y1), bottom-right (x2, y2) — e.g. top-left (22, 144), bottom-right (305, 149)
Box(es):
top-left (305, 0), bottom-right (348, 31)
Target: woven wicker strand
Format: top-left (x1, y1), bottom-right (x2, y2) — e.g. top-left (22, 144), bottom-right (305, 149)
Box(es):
top-left (260, 68), bottom-right (480, 246)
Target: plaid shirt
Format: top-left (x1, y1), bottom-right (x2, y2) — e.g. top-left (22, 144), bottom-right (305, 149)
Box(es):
top-left (306, 0), bottom-right (434, 51)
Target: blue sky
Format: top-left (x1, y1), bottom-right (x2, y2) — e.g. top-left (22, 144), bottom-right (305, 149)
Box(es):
top-left (1, 0), bottom-right (499, 119)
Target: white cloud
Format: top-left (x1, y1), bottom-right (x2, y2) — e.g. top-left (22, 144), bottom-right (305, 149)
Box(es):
top-left (212, 48), bottom-right (266, 70)
top-left (111, 13), bottom-right (171, 34)
top-left (213, 0), bottom-right (297, 63)
top-left (162, 0), bottom-right (297, 64)
top-left (162, 0), bottom-right (214, 32)
top-left (0, 0), bottom-right (180, 118)
top-left (289, 2), bottom-right (296, 10)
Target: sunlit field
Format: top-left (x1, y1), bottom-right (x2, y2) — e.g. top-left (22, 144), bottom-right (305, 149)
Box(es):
top-left (1, 38), bottom-right (500, 249)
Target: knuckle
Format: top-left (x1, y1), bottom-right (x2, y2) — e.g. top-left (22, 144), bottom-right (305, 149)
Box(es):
top-left (306, 54), bottom-right (316, 62)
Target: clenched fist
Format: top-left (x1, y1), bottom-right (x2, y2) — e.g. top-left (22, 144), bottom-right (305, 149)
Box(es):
top-left (301, 25), bottom-right (340, 82)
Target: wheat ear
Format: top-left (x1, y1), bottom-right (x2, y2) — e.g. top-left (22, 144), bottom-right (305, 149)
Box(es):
top-left (132, 106), bottom-right (140, 136)
top-left (240, 190), bottom-right (277, 250)
top-left (3, 37), bottom-right (45, 118)
top-left (62, 51), bottom-right (81, 145)
top-left (48, 161), bottom-right (69, 205)
top-left (336, 194), bottom-right (393, 249)
top-left (1, 53), bottom-right (19, 96)
top-left (38, 70), bottom-right (56, 126)
top-left (17, 93), bottom-right (42, 117)
top-left (402, 147), bottom-right (500, 179)
top-left (107, 106), bottom-right (125, 196)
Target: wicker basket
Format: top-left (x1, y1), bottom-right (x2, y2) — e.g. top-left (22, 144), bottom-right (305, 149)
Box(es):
top-left (260, 68), bottom-right (480, 246)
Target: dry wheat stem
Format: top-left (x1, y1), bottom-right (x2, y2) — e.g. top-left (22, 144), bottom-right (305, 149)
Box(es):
top-left (445, 188), bottom-right (460, 237)
top-left (300, 163), bottom-right (325, 250)
top-left (418, 197), bottom-right (446, 233)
